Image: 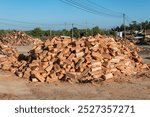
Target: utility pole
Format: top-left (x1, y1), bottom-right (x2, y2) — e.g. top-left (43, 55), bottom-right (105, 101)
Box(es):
top-left (49, 29), bottom-right (52, 37)
top-left (91, 27), bottom-right (93, 36)
top-left (140, 23), bottom-right (142, 32)
top-left (85, 21), bottom-right (88, 37)
top-left (72, 23), bottom-right (74, 38)
top-left (64, 23), bottom-right (67, 36)
top-left (123, 13), bottom-right (126, 39)
top-left (65, 23), bottom-right (67, 30)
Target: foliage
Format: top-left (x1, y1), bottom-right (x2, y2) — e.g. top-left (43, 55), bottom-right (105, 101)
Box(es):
top-left (113, 20), bottom-right (150, 32)
top-left (31, 27), bottom-right (42, 38)
top-left (70, 27), bottom-right (80, 38)
top-left (0, 26), bottom-right (120, 39)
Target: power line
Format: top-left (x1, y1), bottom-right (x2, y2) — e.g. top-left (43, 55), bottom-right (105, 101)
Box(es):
top-left (59, 0), bottom-right (136, 29)
top-left (86, 0), bottom-right (122, 15)
top-left (0, 18), bottom-right (73, 27)
top-left (66, 0), bottom-right (122, 17)
top-left (0, 18), bottom-right (49, 26)
top-left (0, 21), bottom-right (35, 28)
top-left (59, 0), bottom-right (122, 18)
top-left (59, 0), bottom-right (106, 16)
top-left (125, 15), bottom-right (133, 24)
top-left (0, 20), bottom-right (95, 30)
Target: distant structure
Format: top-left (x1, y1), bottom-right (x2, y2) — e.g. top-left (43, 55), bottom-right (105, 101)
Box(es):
top-left (117, 31), bottom-right (123, 38)
top-left (145, 29), bottom-right (150, 38)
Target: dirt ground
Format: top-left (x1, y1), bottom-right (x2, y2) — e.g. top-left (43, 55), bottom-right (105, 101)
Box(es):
top-left (0, 45), bottom-right (150, 100)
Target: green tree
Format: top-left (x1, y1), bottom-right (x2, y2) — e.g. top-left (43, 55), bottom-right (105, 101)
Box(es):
top-left (80, 29), bottom-right (86, 37)
top-left (43, 30), bottom-right (52, 36)
top-left (31, 27), bottom-right (42, 38)
top-left (92, 26), bottom-right (100, 36)
top-left (92, 26), bottom-right (104, 36)
top-left (70, 27), bottom-right (80, 38)
top-left (61, 29), bottom-right (70, 36)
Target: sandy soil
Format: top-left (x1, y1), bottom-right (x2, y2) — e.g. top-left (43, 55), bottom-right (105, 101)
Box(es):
top-left (0, 45), bottom-right (150, 100)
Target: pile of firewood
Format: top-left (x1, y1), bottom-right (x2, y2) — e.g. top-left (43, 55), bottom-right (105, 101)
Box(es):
top-left (1, 31), bottom-right (42, 46)
top-left (0, 42), bottom-right (20, 71)
top-left (0, 35), bottom-right (148, 83)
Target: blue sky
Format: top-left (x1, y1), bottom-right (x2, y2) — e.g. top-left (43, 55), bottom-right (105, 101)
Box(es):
top-left (0, 0), bottom-right (149, 30)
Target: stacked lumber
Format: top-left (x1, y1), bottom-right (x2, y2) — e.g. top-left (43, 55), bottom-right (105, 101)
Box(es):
top-left (1, 31), bottom-right (42, 46)
top-left (6, 35), bottom-right (147, 83)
